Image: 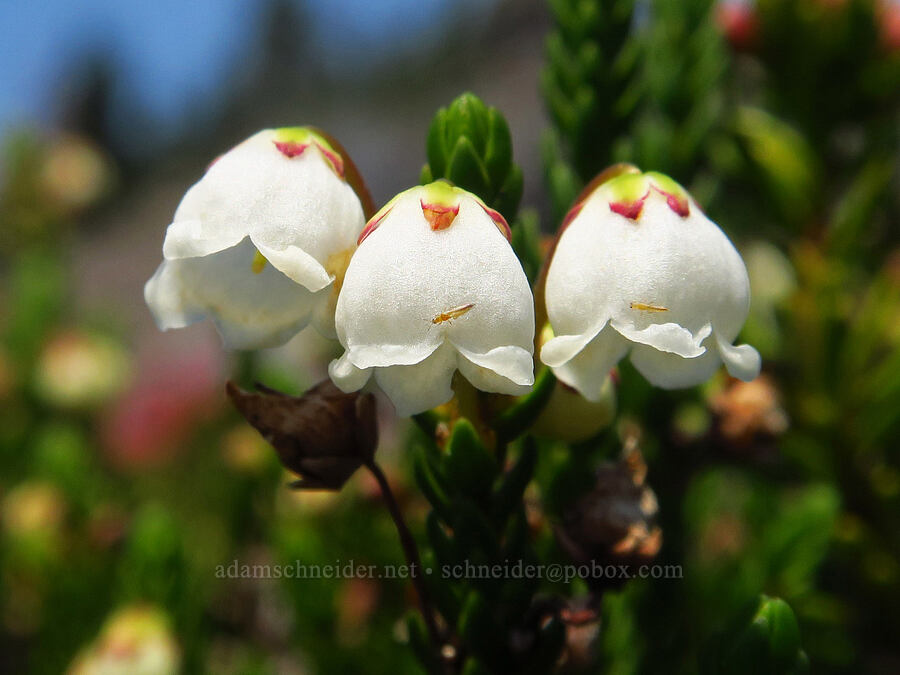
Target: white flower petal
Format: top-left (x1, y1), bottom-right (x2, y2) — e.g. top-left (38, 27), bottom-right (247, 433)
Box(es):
top-left (336, 194), bottom-right (531, 356)
top-left (171, 132), bottom-right (363, 268)
top-left (456, 344), bottom-right (534, 394)
top-left (540, 328), bottom-right (602, 368)
top-left (329, 352), bottom-right (373, 392)
top-left (715, 333), bottom-right (762, 382)
top-left (144, 260), bottom-right (205, 330)
top-left (212, 311), bottom-right (312, 350)
top-left (629, 343), bottom-right (722, 389)
top-left (549, 326), bottom-right (630, 401)
top-left (345, 341), bottom-right (442, 370)
top-left (548, 191), bottom-right (750, 339)
top-left (544, 170), bottom-right (759, 390)
top-left (146, 129), bottom-right (366, 347)
top-left (331, 184), bottom-right (534, 413)
top-left (147, 238), bottom-right (321, 349)
top-left (161, 219), bottom-right (247, 260)
top-left (246, 147), bottom-right (364, 271)
top-left (251, 239), bottom-right (332, 291)
top-left (611, 320), bottom-right (711, 358)
top-left (373, 343), bottom-right (458, 416)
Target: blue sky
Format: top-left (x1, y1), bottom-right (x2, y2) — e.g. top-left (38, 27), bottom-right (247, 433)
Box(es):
top-left (0, 0), bottom-right (493, 140)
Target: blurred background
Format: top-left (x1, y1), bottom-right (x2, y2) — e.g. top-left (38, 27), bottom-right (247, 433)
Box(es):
top-left (0, 2), bottom-right (551, 673)
top-left (1, 0), bottom-right (900, 673)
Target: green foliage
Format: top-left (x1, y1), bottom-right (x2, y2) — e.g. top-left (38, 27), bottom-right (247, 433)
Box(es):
top-left (755, 0), bottom-right (900, 145)
top-left (412, 426), bottom-right (559, 673)
top-left (421, 92), bottom-right (523, 220)
top-left (491, 367), bottom-right (557, 445)
top-left (701, 596), bottom-right (809, 675)
top-left (115, 504), bottom-right (188, 610)
top-left (543, 0), bottom-right (731, 198)
top-left (509, 208), bottom-right (543, 284)
top-left (631, 0), bottom-right (730, 178)
top-left (3, 248), bottom-right (66, 364)
top-left (541, 0), bottom-right (642, 181)
top-left (733, 107), bottom-right (819, 227)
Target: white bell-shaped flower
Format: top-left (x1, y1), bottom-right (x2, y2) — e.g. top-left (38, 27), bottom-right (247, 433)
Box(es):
top-left (541, 168), bottom-right (760, 397)
top-left (144, 127), bottom-right (366, 349)
top-left (329, 182), bottom-right (535, 416)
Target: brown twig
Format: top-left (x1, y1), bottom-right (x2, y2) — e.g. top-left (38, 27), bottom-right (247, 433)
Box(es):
top-left (364, 459), bottom-right (446, 661)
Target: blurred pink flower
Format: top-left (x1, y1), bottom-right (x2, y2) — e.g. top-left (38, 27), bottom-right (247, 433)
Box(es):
top-left (880, 0), bottom-right (900, 50)
top-left (100, 347), bottom-right (223, 469)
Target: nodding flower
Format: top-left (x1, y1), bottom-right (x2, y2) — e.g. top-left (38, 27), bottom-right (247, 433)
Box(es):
top-left (329, 182), bottom-right (534, 417)
top-left (145, 127), bottom-right (366, 349)
top-left (541, 167), bottom-right (760, 398)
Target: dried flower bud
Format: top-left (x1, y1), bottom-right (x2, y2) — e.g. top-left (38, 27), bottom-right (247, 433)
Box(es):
top-left (710, 374), bottom-right (788, 446)
top-left (555, 443), bottom-right (661, 590)
top-left (226, 379), bottom-right (377, 490)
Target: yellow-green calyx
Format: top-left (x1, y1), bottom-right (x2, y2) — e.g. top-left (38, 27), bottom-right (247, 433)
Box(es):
top-left (272, 127), bottom-right (344, 178)
top-left (602, 170), bottom-right (691, 221)
top-left (357, 181), bottom-right (511, 245)
top-left (558, 167), bottom-right (692, 233)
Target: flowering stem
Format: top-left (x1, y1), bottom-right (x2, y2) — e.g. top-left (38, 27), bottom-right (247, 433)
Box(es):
top-left (491, 366), bottom-right (557, 444)
top-left (233, 351), bottom-right (259, 389)
top-left (363, 459), bottom-right (445, 659)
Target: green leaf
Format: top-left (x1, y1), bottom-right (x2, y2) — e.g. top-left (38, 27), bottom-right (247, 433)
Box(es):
top-left (446, 136), bottom-right (491, 200)
top-left (3, 248), bottom-right (66, 363)
top-left (426, 111), bottom-right (449, 178)
top-left (494, 164), bottom-right (524, 222)
top-left (540, 130), bottom-right (581, 228)
top-left (421, 549), bottom-right (463, 626)
top-left (701, 595), bottom-right (809, 675)
top-left (460, 657), bottom-right (494, 675)
top-left (458, 591), bottom-right (505, 666)
top-left (413, 448), bottom-right (455, 524)
top-left (827, 157), bottom-right (895, 257)
top-left (484, 109), bottom-right (514, 182)
top-left (491, 437), bottom-right (538, 525)
top-left (492, 369), bottom-right (557, 444)
top-left (423, 92), bottom-right (523, 218)
top-left (509, 209), bottom-right (543, 284)
top-left (734, 106), bottom-right (819, 226)
top-left (445, 93), bottom-right (490, 156)
top-left (451, 498), bottom-right (500, 560)
top-left (445, 419), bottom-right (497, 500)
top-left (406, 611), bottom-right (439, 672)
top-left (115, 504), bottom-right (187, 613)
top-left (426, 511), bottom-right (460, 566)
